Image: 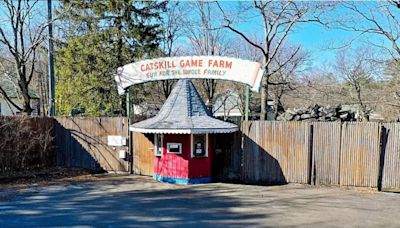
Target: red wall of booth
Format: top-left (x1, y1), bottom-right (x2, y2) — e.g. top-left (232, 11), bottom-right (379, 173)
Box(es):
top-left (153, 134), bottom-right (212, 179)
top-left (188, 135), bottom-right (212, 178)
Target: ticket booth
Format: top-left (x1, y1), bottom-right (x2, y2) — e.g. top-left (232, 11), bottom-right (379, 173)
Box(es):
top-left (130, 79), bottom-right (238, 184)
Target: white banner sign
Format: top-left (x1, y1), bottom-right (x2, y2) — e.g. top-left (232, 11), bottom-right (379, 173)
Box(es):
top-left (115, 56), bottom-right (264, 94)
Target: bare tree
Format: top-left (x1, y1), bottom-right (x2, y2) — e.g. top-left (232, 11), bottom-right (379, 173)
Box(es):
top-left (33, 46), bottom-right (50, 116)
top-left (332, 2), bottom-right (400, 116)
top-left (227, 37), bottom-right (263, 119)
top-left (212, 89), bottom-right (239, 121)
top-left (156, 2), bottom-right (188, 100)
top-left (270, 45), bottom-right (309, 119)
top-left (184, 1), bottom-right (231, 113)
top-left (0, 0), bottom-right (50, 115)
top-left (334, 2), bottom-right (400, 62)
top-left (216, 1), bottom-right (329, 120)
top-left (386, 60), bottom-right (400, 101)
top-left (334, 47), bottom-right (377, 121)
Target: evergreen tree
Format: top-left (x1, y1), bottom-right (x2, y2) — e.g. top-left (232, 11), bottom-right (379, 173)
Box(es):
top-left (56, 0), bottom-right (166, 116)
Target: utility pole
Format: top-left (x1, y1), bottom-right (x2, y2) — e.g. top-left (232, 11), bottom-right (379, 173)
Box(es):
top-left (48, 0), bottom-right (55, 116)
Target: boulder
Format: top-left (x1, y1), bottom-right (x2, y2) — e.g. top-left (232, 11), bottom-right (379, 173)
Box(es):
top-left (276, 104), bottom-right (357, 122)
top-left (301, 114), bottom-right (311, 119)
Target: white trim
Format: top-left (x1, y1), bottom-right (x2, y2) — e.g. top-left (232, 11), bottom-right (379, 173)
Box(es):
top-left (130, 126), bottom-right (238, 134)
top-left (167, 142), bottom-right (182, 154)
top-left (191, 134), bottom-right (208, 158)
top-left (154, 134), bottom-right (163, 157)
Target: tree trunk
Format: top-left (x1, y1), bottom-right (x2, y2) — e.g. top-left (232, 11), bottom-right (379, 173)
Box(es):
top-left (355, 85), bottom-right (369, 121)
top-left (23, 99), bottom-right (33, 115)
top-left (260, 74), bottom-right (268, 120)
top-left (18, 74), bottom-right (33, 115)
top-left (162, 80), bottom-right (174, 99)
top-left (273, 97), bottom-right (280, 120)
top-left (203, 79), bottom-right (216, 113)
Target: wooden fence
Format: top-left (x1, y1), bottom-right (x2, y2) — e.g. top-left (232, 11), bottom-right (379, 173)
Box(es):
top-left (339, 122), bottom-right (381, 187)
top-left (1, 116), bottom-right (399, 192)
top-left (241, 121), bottom-right (310, 184)
top-left (131, 132), bottom-right (154, 176)
top-left (312, 122), bottom-right (341, 185)
top-left (0, 117), bottom-right (129, 173)
top-left (55, 117), bottom-right (129, 172)
top-left (239, 121), bottom-right (400, 191)
top-left (381, 123), bottom-right (400, 191)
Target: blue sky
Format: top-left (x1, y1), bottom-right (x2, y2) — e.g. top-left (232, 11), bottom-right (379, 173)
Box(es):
top-left (289, 23), bottom-right (355, 68)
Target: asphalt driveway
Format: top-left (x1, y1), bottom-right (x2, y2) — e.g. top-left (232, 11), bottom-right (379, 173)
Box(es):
top-left (0, 175), bottom-right (399, 227)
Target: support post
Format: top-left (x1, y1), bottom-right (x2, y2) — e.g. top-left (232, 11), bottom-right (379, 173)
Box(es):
top-left (126, 88), bottom-right (131, 119)
top-left (245, 85), bottom-right (250, 121)
top-left (126, 88), bottom-right (133, 174)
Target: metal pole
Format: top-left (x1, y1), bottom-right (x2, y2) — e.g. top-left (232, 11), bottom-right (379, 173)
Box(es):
top-left (48, 0), bottom-right (55, 116)
top-left (125, 88), bottom-right (133, 174)
top-left (126, 88), bottom-right (131, 119)
top-left (245, 85), bottom-right (250, 121)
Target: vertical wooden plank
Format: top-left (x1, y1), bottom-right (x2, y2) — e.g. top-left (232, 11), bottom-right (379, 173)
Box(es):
top-left (381, 123), bottom-right (400, 192)
top-left (131, 132), bottom-right (154, 176)
top-left (54, 117), bottom-right (129, 172)
top-left (312, 122), bottom-right (341, 185)
top-left (340, 122), bottom-right (381, 188)
top-left (241, 121), bottom-right (310, 184)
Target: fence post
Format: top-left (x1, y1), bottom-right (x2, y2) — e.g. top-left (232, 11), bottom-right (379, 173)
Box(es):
top-left (377, 124), bottom-right (387, 191)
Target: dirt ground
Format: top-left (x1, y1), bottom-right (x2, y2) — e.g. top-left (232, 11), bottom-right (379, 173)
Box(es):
top-left (0, 174), bottom-right (399, 227)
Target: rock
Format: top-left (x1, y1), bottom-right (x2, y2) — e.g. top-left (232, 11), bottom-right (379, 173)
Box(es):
top-left (284, 113), bottom-right (294, 121)
top-left (301, 114), bottom-right (311, 119)
top-left (310, 110), bottom-right (319, 118)
top-left (310, 104), bottom-right (320, 114)
top-left (340, 113), bottom-right (349, 119)
top-left (336, 104), bottom-right (342, 112)
top-left (325, 112), bottom-right (334, 118)
top-left (287, 109), bottom-right (297, 115)
top-left (276, 104), bottom-right (357, 122)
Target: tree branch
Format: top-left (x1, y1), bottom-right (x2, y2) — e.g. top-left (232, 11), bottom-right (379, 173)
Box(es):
top-left (216, 1), bottom-right (267, 56)
top-left (0, 85), bottom-right (23, 111)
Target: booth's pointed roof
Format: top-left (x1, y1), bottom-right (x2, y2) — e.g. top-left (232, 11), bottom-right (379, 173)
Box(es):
top-left (130, 79), bottom-right (238, 134)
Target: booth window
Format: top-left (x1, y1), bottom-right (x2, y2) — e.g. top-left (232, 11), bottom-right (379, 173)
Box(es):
top-left (167, 143), bottom-right (182, 154)
top-left (154, 134), bottom-right (163, 156)
top-left (192, 134), bottom-right (207, 158)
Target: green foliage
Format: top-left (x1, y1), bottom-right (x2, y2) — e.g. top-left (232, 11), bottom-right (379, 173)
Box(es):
top-left (55, 0), bottom-right (166, 116)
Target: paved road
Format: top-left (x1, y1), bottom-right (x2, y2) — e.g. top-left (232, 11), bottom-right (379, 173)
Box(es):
top-left (0, 175), bottom-right (399, 227)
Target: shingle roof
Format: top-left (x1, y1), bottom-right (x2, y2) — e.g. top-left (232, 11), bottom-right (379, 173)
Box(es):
top-left (130, 79), bottom-right (239, 134)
